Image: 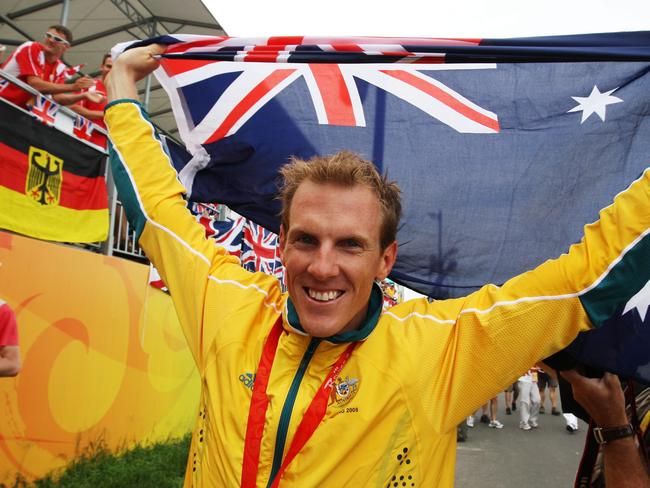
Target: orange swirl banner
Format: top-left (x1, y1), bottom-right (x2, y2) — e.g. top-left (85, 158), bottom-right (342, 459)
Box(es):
top-left (0, 231), bottom-right (199, 484)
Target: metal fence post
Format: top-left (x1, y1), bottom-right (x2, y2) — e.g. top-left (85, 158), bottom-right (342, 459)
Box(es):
top-left (100, 154), bottom-right (116, 256)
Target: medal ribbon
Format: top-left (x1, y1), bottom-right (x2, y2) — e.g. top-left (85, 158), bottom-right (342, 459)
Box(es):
top-left (241, 318), bottom-right (358, 488)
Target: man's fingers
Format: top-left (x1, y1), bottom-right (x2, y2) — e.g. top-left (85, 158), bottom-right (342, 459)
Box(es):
top-left (112, 44), bottom-right (166, 82)
top-left (560, 368), bottom-right (584, 385)
top-left (146, 43), bottom-right (167, 56)
top-left (602, 371), bottom-right (622, 391)
top-left (107, 44), bottom-right (166, 101)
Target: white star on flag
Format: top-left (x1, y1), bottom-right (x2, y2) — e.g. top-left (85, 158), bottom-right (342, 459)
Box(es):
top-left (622, 279), bottom-right (650, 322)
top-left (568, 85), bottom-right (623, 123)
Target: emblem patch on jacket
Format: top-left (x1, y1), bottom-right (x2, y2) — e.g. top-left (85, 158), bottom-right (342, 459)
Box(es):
top-left (329, 376), bottom-right (359, 407)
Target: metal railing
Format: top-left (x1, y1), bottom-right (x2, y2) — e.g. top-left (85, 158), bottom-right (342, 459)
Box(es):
top-left (0, 67), bottom-right (109, 152)
top-left (104, 199), bottom-right (147, 260)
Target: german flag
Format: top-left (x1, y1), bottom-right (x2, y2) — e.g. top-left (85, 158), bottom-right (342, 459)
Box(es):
top-left (0, 101), bottom-right (108, 243)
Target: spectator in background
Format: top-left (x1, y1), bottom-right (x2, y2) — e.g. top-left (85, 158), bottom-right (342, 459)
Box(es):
top-left (0, 25), bottom-right (93, 108)
top-left (562, 370), bottom-right (650, 488)
top-left (70, 53), bottom-right (112, 128)
top-left (0, 299), bottom-right (20, 377)
top-left (539, 364), bottom-right (579, 432)
top-left (485, 396), bottom-right (504, 429)
top-left (505, 382), bottom-right (517, 415)
top-left (538, 366), bottom-right (561, 415)
top-left (518, 366), bottom-right (541, 430)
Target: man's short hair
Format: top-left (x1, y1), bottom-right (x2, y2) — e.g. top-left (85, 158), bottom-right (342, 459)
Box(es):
top-left (279, 151), bottom-right (402, 250)
top-left (102, 53), bottom-right (112, 65)
top-left (48, 25), bottom-right (73, 43)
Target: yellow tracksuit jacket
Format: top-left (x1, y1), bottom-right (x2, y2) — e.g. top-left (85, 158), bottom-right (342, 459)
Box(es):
top-left (106, 100), bottom-right (650, 488)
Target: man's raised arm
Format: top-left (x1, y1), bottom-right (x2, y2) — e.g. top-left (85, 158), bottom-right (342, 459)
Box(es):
top-left (399, 166), bottom-right (650, 433)
top-left (104, 45), bottom-right (280, 368)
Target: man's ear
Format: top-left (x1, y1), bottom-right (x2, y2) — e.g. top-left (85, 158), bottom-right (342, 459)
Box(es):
top-left (376, 241), bottom-right (398, 281)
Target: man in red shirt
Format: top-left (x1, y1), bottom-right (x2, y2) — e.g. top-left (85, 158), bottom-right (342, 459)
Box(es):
top-left (0, 25), bottom-right (93, 108)
top-left (72, 53), bottom-right (112, 129)
top-left (0, 299), bottom-right (20, 377)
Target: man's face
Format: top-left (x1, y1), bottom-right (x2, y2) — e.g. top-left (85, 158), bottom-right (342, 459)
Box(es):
top-left (42, 29), bottom-right (70, 59)
top-left (100, 56), bottom-right (113, 79)
top-left (280, 181), bottom-right (397, 338)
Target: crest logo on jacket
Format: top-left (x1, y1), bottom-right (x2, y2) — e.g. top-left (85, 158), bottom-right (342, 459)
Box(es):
top-left (329, 376), bottom-right (359, 407)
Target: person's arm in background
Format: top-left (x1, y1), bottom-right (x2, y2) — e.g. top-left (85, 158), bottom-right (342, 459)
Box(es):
top-left (0, 303), bottom-right (20, 377)
top-left (26, 74), bottom-right (93, 96)
top-left (62, 90), bottom-right (106, 120)
top-left (69, 102), bottom-right (104, 120)
top-left (562, 370), bottom-right (650, 488)
top-left (53, 88), bottom-right (103, 110)
top-left (0, 345), bottom-right (20, 377)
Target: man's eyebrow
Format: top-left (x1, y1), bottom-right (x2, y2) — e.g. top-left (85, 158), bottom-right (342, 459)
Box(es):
top-left (286, 227), bottom-right (311, 237)
top-left (286, 228), bottom-right (316, 241)
top-left (338, 234), bottom-right (372, 246)
top-left (287, 228), bottom-right (371, 245)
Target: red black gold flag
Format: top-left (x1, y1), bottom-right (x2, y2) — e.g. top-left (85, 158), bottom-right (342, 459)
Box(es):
top-left (0, 101), bottom-right (108, 242)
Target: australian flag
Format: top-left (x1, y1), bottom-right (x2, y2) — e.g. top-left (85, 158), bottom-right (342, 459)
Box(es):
top-left (118, 32), bottom-right (650, 383)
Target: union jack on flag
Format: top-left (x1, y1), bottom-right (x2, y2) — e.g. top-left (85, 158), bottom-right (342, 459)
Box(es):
top-left (197, 213), bottom-right (245, 258)
top-left (73, 114), bottom-right (94, 141)
top-left (189, 201), bottom-right (245, 257)
top-left (29, 94), bottom-right (59, 125)
top-left (241, 220), bottom-right (284, 283)
top-left (114, 35), bottom-right (499, 163)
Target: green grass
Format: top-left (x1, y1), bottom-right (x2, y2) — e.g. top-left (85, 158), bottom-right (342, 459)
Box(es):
top-left (6, 435), bottom-right (191, 488)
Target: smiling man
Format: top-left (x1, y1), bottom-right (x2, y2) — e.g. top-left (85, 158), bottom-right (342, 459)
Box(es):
top-left (279, 158), bottom-right (398, 337)
top-left (105, 44), bottom-right (650, 487)
top-left (0, 25), bottom-right (93, 108)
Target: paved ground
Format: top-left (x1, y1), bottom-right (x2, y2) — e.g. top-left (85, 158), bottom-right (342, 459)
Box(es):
top-left (455, 395), bottom-right (587, 488)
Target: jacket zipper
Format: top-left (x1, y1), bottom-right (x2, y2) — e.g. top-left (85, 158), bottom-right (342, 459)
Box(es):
top-left (266, 337), bottom-right (321, 487)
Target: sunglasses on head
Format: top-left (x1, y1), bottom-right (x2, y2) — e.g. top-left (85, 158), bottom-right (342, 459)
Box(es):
top-left (45, 32), bottom-right (70, 46)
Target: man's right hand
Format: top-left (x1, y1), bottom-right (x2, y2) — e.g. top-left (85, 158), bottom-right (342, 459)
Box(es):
top-left (83, 91), bottom-right (105, 104)
top-left (73, 76), bottom-right (95, 91)
top-left (106, 44), bottom-right (166, 102)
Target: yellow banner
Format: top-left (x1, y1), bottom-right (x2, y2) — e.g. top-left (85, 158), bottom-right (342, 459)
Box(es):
top-left (0, 231), bottom-right (199, 484)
